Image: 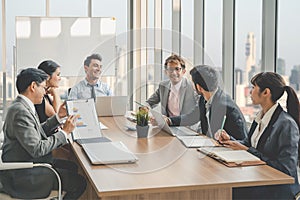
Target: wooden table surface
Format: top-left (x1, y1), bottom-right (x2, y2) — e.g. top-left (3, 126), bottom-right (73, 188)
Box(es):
top-left (71, 116), bottom-right (294, 200)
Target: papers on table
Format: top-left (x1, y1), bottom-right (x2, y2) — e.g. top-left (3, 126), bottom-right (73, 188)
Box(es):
top-left (198, 147), bottom-right (265, 167)
top-left (176, 135), bottom-right (219, 148)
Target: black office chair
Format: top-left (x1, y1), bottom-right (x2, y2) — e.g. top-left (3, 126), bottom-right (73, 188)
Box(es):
top-left (0, 161), bottom-right (63, 200)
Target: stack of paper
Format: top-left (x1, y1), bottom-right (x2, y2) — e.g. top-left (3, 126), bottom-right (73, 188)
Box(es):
top-left (198, 147), bottom-right (265, 167)
top-left (176, 136), bottom-right (218, 148)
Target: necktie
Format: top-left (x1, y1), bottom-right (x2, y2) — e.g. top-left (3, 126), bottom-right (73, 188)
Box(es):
top-left (89, 84), bottom-right (96, 101)
top-left (168, 89), bottom-right (180, 117)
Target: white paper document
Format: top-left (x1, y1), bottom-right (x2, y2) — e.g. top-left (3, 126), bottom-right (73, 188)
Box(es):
top-left (176, 136), bottom-right (218, 148)
top-left (66, 99), bottom-right (102, 140)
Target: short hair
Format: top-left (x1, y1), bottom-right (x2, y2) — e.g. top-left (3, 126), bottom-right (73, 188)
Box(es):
top-left (190, 65), bottom-right (219, 92)
top-left (84, 53), bottom-right (102, 67)
top-left (38, 60), bottom-right (60, 77)
top-left (16, 68), bottom-right (48, 94)
top-left (164, 54), bottom-right (186, 69)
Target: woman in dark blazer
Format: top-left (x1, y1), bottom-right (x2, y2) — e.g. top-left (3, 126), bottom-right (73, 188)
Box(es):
top-left (217, 72), bottom-right (300, 199)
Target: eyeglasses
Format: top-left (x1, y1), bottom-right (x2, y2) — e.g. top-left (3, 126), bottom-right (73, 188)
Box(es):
top-left (166, 67), bottom-right (182, 73)
top-left (35, 82), bottom-right (47, 91)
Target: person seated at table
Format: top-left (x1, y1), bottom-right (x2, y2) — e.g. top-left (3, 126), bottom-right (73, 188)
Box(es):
top-left (1, 68), bottom-right (86, 199)
top-left (35, 60), bottom-right (62, 123)
top-left (145, 54), bottom-right (198, 117)
top-left (68, 53), bottom-right (112, 100)
top-left (164, 65), bottom-right (247, 140)
top-left (216, 72), bottom-right (300, 199)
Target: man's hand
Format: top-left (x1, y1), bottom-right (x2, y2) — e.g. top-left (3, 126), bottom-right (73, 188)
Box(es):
top-left (62, 115), bottom-right (79, 134)
top-left (58, 102), bottom-right (67, 118)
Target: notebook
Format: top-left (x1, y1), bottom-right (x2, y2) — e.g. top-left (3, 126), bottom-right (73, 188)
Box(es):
top-left (66, 98), bottom-right (103, 141)
top-left (150, 110), bottom-right (199, 136)
top-left (82, 141), bottom-right (138, 165)
top-left (95, 96), bottom-right (127, 116)
top-left (198, 147), bottom-right (265, 167)
top-left (176, 135), bottom-right (219, 148)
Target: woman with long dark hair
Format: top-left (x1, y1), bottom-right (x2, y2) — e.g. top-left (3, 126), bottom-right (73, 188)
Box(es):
top-left (35, 60), bottom-right (61, 122)
top-left (216, 72), bottom-right (300, 199)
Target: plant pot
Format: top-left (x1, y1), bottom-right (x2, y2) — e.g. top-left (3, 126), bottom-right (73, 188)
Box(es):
top-left (136, 125), bottom-right (149, 138)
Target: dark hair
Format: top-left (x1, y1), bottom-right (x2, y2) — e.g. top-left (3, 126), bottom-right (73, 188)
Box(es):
top-left (84, 53), bottom-right (102, 67)
top-left (251, 72), bottom-right (300, 127)
top-left (38, 60), bottom-right (60, 77)
top-left (164, 54), bottom-right (186, 69)
top-left (190, 65), bottom-right (219, 92)
top-left (16, 68), bottom-right (48, 94)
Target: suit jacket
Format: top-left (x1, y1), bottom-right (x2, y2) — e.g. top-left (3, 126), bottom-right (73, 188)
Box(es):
top-left (0, 96), bottom-right (68, 198)
top-left (170, 89), bottom-right (247, 140)
top-left (146, 77), bottom-right (198, 116)
top-left (1, 96), bottom-right (67, 163)
top-left (242, 105), bottom-right (300, 197)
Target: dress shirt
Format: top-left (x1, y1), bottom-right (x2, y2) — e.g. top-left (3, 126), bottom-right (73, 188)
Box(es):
top-left (251, 103), bottom-right (278, 148)
top-left (167, 80), bottom-right (182, 116)
top-left (204, 88), bottom-right (218, 137)
top-left (68, 79), bottom-right (112, 100)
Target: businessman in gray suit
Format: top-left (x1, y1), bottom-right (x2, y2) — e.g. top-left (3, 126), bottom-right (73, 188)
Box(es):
top-left (146, 54), bottom-right (198, 117)
top-left (1, 68), bottom-right (86, 199)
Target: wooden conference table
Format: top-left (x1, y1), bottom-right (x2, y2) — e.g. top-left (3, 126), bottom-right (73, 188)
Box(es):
top-left (71, 116), bottom-right (293, 200)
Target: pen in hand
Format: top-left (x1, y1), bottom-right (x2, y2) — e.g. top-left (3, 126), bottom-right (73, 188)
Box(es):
top-left (215, 115), bottom-right (227, 144)
top-left (220, 115), bottom-right (227, 132)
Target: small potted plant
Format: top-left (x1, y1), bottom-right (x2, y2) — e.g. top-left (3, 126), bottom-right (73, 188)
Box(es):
top-left (135, 106), bottom-right (149, 138)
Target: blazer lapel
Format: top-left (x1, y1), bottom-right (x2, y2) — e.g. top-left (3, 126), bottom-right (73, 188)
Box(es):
top-left (163, 82), bottom-right (172, 115)
top-left (179, 79), bottom-right (187, 112)
top-left (256, 105), bottom-right (283, 151)
top-left (17, 96), bottom-right (48, 139)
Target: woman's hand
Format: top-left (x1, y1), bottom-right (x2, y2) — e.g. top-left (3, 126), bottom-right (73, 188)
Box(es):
top-left (214, 130), bottom-right (230, 143)
top-left (222, 140), bottom-right (248, 150)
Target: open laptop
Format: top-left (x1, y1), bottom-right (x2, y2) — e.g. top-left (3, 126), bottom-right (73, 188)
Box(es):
top-left (95, 96), bottom-right (127, 117)
top-left (82, 141), bottom-right (138, 165)
top-left (150, 110), bottom-right (199, 137)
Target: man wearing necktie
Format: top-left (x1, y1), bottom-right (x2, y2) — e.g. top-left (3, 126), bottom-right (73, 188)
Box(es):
top-left (168, 65), bottom-right (248, 140)
top-left (146, 54), bottom-right (198, 117)
top-left (1, 68), bottom-right (86, 199)
top-left (68, 53), bottom-right (112, 100)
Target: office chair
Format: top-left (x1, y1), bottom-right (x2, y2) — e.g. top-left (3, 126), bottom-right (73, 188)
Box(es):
top-left (0, 162), bottom-right (62, 200)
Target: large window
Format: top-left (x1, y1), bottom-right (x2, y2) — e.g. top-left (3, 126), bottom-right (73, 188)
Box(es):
top-left (204, 0), bottom-right (222, 68)
top-left (278, 0), bottom-right (300, 98)
top-left (234, 0), bottom-right (262, 122)
top-left (181, 0), bottom-right (194, 72)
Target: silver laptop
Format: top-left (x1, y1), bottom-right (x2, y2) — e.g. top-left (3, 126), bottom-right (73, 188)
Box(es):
top-left (82, 141), bottom-right (138, 165)
top-left (150, 110), bottom-right (199, 136)
top-left (95, 96), bottom-right (127, 116)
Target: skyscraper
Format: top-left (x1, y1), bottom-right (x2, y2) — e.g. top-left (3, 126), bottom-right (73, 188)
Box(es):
top-left (245, 32), bottom-right (256, 85)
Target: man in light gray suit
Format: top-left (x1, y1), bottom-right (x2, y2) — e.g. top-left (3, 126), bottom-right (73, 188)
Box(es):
top-left (146, 54), bottom-right (198, 117)
top-left (1, 68), bottom-right (86, 199)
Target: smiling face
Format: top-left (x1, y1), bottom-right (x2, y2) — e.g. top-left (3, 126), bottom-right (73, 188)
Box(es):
top-left (164, 61), bottom-right (186, 85)
top-left (84, 58), bottom-right (102, 82)
top-left (47, 67), bottom-right (61, 88)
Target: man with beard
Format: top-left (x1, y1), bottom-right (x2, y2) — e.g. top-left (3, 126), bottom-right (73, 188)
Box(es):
top-left (145, 54), bottom-right (198, 117)
top-left (166, 65), bottom-right (247, 140)
top-left (68, 53), bottom-right (112, 100)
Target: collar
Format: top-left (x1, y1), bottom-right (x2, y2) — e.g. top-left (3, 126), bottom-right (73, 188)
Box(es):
top-left (171, 79), bottom-right (183, 92)
top-left (255, 102), bottom-right (278, 125)
top-left (84, 78), bottom-right (99, 87)
top-left (19, 94), bottom-right (36, 114)
top-left (205, 88), bottom-right (218, 110)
